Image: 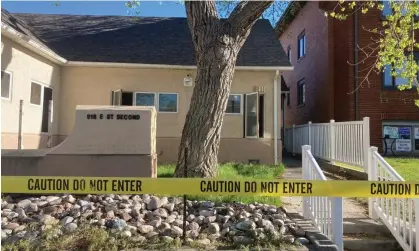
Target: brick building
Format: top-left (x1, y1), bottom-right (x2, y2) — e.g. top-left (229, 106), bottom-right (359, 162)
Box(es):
top-left (277, 1), bottom-right (419, 155)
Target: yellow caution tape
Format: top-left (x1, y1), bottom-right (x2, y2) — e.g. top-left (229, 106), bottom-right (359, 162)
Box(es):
top-left (1, 176), bottom-right (419, 198)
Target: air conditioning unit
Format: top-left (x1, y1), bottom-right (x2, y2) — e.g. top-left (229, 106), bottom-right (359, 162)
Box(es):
top-left (184, 75), bottom-right (193, 87)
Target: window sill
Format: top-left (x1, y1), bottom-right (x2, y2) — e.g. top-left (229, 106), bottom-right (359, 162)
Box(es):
top-left (297, 104), bottom-right (305, 108)
top-left (297, 55), bottom-right (306, 62)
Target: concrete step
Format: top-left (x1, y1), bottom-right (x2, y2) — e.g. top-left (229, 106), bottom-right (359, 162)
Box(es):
top-left (343, 218), bottom-right (392, 237)
top-left (343, 234), bottom-right (403, 251)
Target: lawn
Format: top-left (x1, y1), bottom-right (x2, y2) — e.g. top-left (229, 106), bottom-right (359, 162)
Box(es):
top-left (158, 163), bottom-right (284, 206)
top-left (335, 157), bottom-right (419, 181)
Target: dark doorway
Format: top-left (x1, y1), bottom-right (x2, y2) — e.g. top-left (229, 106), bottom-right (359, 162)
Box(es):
top-left (41, 87), bottom-right (53, 133)
top-left (122, 92), bottom-right (133, 106)
top-left (259, 94), bottom-right (264, 138)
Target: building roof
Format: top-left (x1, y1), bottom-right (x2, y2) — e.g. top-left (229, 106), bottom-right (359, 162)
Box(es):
top-left (2, 9), bottom-right (291, 67)
top-left (275, 1), bottom-right (307, 37)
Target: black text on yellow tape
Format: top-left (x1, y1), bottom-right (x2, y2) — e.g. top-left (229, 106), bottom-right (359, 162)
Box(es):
top-left (1, 176), bottom-right (418, 198)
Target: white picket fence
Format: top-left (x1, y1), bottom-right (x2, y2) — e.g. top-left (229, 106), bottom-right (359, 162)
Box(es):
top-left (368, 146), bottom-right (419, 251)
top-left (302, 145), bottom-right (344, 251)
top-left (285, 117), bottom-right (370, 171)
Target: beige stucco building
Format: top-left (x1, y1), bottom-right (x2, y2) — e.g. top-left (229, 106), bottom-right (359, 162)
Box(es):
top-left (1, 9), bottom-right (293, 165)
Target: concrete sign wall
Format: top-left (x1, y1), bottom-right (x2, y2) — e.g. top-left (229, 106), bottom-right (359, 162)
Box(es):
top-left (50, 106), bottom-right (156, 155)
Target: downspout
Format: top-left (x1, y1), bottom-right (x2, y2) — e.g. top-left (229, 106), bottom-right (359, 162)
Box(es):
top-left (274, 70), bottom-right (279, 165)
top-left (354, 6), bottom-right (359, 120)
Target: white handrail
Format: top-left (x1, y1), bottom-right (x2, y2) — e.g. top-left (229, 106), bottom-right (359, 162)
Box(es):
top-left (302, 145), bottom-right (344, 251)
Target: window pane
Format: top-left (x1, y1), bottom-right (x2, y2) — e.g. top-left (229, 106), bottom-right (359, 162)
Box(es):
top-left (1, 71), bottom-right (11, 99)
top-left (135, 93), bottom-right (155, 106)
top-left (245, 93), bottom-right (258, 137)
top-left (395, 62), bottom-right (408, 86)
top-left (383, 65), bottom-right (393, 86)
top-left (30, 82), bottom-right (42, 105)
top-left (302, 35), bottom-right (306, 55)
top-left (302, 83), bottom-right (305, 103)
top-left (159, 93), bottom-right (177, 112)
top-left (226, 94), bottom-right (241, 114)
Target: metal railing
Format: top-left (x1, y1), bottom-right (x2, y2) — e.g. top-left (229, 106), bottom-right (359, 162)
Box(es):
top-left (285, 117), bottom-right (370, 171)
top-left (302, 145), bottom-right (344, 251)
top-left (368, 146), bottom-right (418, 251)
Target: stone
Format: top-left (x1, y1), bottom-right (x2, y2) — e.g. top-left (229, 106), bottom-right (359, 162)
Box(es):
top-left (188, 230), bottom-right (199, 239)
top-left (124, 225), bottom-right (137, 233)
top-left (197, 238), bottom-right (211, 245)
top-left (162, 236), bottom-right (173, 242)
top-left (3, 229), bottom-right (12, 235)
top-left (279, 225), bottom-right (287, 235)
top-left (138, 225), bottom-right (154, 234)
top-left (6, 212), bottom-right (18, 220)
top-left (273, 219), bottom-right (284, 226)
top-left (145, 231), bottom-right (159, 239)
top-left (27, 203), bottom-right (39, 213)
top-left (4, 204), bottom-right (15, 210)
top-left (147, 197), bottom-right (160, 210)
top-left (159, 197), bottom-right (168, 207)
top-left (43, 206), bottom-right (58, 214)
top-left (207, 223), bottom-right (220, 234)
top-left (23, 231), bottom-right (39, 240)
top-left (295, 237), bottom-right (310, 245)
top-left (220, 227), bottom-right (229, 236)
top-left (158, 222), bottom-right (171, 232)
top-left (106, 210), bottom-right (115, 218)
top-left (233, 236), bottom-right (253, 245)
top-left (1, 230), bottom-right (7, 240)
top-left (16, 208), bottom-right (27, 218)
top-left (4, 223), bottom-right (19, 230)
top-left (13, 225), bottom-right (26, 234)
top-left (163, 226), bottom-right (182, 238)
top-left (78, 200), bottom-right (89, 207)
top-left (131, 235), bottom-right (146, 242)
top-left (200, 201), bottom-right (214, 208)
top-left (283, 235), bottom-right (295, 244)
top-left (186, 214), bottom-right (195, 222)
top-left (235, 220), bottom-right (256, 232)
top-left (64, 195), bottom-right (76, 203)
top-left (166, 215), bottom-right (176, 223)
top-left (106, 219), bottom-right (127, 229)
top-left (39, 215), bottom-right (58, 225)
top-left (149, 217), bottom-right (162, 228)
top-left (60, 216), bottom-right (74, 226)
top-left (295, 228), bottom-right (305, 237)
top-left (48, 198), bottom-right (62, 206)
top-left (195, 216), bottom-right (205, 225)
top-left (153, 208), bottom-right (168, 218)
top-left (204, 216), bottom-right (216, 224)
top-left (36, 201), bottom-right (49, 208)
top-left (164, 203), bottom-right (175, 212)
top-left (172, 219), bottom-right (184, 227)
top-left (189, 221), bottom-right (200, 231)
top-left (199, 210), bottom-right (214, 217)
top-left (121, 212), bottom-right (132, 222)
top-left (121, 230), bottom-right (132, 238)
top-left (64, 223), bottom-right (78, 232)
top-left (17, 199), bottom-right (31, 209)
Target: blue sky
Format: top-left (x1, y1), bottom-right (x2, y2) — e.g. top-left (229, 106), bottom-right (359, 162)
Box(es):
top-left (1, 1), bottom-right (286, 26)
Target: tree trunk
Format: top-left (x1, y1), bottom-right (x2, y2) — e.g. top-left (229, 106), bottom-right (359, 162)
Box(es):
top-left (174, 0), bottom-right (273, 178)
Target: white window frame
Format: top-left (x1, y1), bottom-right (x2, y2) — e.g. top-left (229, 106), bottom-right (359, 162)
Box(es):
top-left (29, 80), bottom-right (48, 107)
top-left (157, 92), bottom-right (179, 113)
top-left (1, 70), bottom-right (12, 101)
top-left (225, 94), bottom-right (243, 115)
top-left (134, 92), bottom-right (156, 107)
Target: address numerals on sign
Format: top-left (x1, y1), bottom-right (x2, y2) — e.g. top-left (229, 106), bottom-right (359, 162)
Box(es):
top-left (86, 114), bottom-right (140, 120)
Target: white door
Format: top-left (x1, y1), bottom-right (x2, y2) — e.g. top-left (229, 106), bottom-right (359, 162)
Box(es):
top-left (245, 92), bottom-right (259, 138)
top-left (111, 89), bottom-right (122, 106)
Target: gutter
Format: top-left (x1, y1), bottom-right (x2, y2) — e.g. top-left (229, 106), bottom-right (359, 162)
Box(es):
top-left (274, 70), bottom-right (279, 165)
top-left (1, 22), bottom-right (67, 65)
top-left (354, 7), bottom-right (359, 120)
top-left (67, 61), bottom-right (294, 71)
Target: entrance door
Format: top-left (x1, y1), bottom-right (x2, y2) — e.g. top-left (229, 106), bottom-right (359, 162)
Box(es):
top-left (41, 87), bottom-right (53, 133)
top-left (111, 89), bottom-right (122, 106)
top-left (245, 92), bottom-right (259, 138)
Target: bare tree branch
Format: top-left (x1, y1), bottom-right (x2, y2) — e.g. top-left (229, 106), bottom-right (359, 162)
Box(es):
top-left (227, 0), bottom-right (274, 37)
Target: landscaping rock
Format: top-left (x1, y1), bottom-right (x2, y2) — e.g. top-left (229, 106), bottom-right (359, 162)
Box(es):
top-left (64, 223), bottom-right (78, 232)
top-left (233, 236), bottom-right (253, 245)
top-left (138, 225), bottom-right (154, 234)
top-left (295, 237), bottom-right (310, 245)
top-left (60, 216), bottom-right (74, 226)
top-left (147, 197), bottom-right (160, 210)
top-left (207, 223), bottom-right (220, 234)
top-left (17, 199), bottom-right (31, 209)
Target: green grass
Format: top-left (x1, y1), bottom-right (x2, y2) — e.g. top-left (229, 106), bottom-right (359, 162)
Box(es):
top-left (384, 157), bottom-right (419, 181)
top-left (158, 163), bottom-right (284, 206)
top-left (335, 157), bottom-right (419, 181)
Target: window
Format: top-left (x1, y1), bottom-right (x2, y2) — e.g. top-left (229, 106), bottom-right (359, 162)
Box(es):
top-left (383, 59), bottom-right (419, 88)
top-left (1, 71), bottom-right (11, 99)
top-left (287, 46), bottom-right (292, 63)
top-left (298, 32), bottom-right (306, 59)
top-left (297, 79), bottom-right (305, 106)
top-left (158, 93), bottom-right (178, 112)
top-left (226, 94), bottom-right (242, 114)
top-left (135, 92), bottom-right (155, 106)
top-left (382, 1), bottom-right (392, 16)
top-left (30, 82), bottom-right (42, 105)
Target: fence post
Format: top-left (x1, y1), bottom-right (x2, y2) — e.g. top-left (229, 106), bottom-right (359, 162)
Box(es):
top-left (362, 117), bottom-right (370, 172)
top-left (308, 121), bottom-right (312, 147)
top-left (18, 100), bottom-right (23, 150)
top-left (302, 145), bottom-right (310, 218)
top-left (292, 124), bottom-right (296, 156)
top-left (331, 198), bottom-right (344, 251)
top-left (329, 119), bottom-right (335, 163)
top-left (368, 146), bottom-right (379, 219)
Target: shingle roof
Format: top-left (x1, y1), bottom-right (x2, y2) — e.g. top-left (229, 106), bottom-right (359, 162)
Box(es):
top-left (3, 10), bottom-right (291, 67)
